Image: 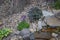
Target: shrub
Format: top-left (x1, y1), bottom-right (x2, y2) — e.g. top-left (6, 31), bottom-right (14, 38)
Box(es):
top-left (28, 7), bottom-right (43, 22)
top-left (0, 28), bottom-right (12, 40)
top-left (17, 21), bottom-right (30, 31)
top-left (54, 0), bottom-right (60, 9)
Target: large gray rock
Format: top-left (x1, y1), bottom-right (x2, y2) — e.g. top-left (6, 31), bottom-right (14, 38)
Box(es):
top-left (20, 29), bottom-right (31, 37)
top-left (20, 29), bottom-right (35, 40)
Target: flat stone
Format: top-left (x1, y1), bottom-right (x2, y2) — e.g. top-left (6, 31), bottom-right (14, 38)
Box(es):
top-left (50, 38), bottom-right (56, 40)
top-left (45, 16), bottom-right (60, 26)
top-left (42, 10), bottom-right (54, 16)
top-left (34, 32), bottom-right (51, 39)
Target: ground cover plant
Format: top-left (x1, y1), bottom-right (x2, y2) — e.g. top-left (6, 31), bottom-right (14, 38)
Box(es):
top-left (17, 21), bottom-right (30, 31)
top-left (0, 28), bottom-right (12, 40)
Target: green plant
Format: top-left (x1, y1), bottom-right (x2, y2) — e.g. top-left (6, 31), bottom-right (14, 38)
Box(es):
top-left (54, 0), bottom-right (60, 9)
top-left (0, 28), bottom-right (12, 40)
top-left (28, 7), bottom-right (43, 22)
top-left (17, 21), bottom-right (30, 31)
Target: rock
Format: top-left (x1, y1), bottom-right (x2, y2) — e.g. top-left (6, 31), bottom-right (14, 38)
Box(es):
top-left (18, 36), bottom-right (23, 40)
top-left (30, 32), bottom-right (35, 40)
top-left (45, 16), bottom-right (60, 26)
top-left (34, 32), bottom-right (51, 39)
top-left (52, 33), bottom-right (58, 37)
top-left (55, 12), bottom-right (60, 19)
top-left (29, 28), bottom-right (35, 33)
top-left (31, 23), bottom-right (37, 32)
top-left (37, 19), bottom-right (46, 31)
top-left (3, 32), bottom-right (22, 40)
top-left (50, 38), bottom-right (56, 40)
top-left (20, 29), bottom-right (30, 40)
top-left (14, 31), bottom-right (20, 35)
top-left (11, 36), bottom-right (18, 40)
top-left (20, 29), bottom-right (35, 40)
top-left (20, 29), bottom-right (30, 37)
top-left (58, 34), bottom-right (60, 40)
top-left (38, 20), bottom-right (42, 30)
top-left (42, 10), bottom-right (54, 16)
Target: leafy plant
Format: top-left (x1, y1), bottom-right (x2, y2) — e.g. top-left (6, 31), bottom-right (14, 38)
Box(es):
top-left (28, 7), bottom-right (43, 22)
top-left (17, 21), bottom-right (30, 31)
top-left (0, 28), bottom-right (12, 40)
top-left (53, 0), bottom-right (60, 9)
